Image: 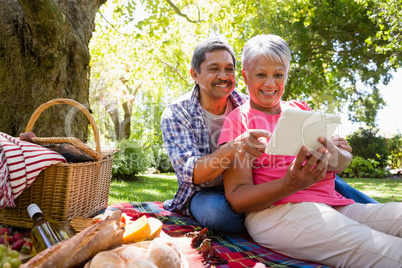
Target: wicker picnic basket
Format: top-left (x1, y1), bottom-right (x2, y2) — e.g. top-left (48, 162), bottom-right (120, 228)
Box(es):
top-left (0, 99), bottom-right (115, 228)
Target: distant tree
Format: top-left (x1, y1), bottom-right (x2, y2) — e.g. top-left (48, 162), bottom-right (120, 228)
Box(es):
top-left (363, 0), bottom-right (402, 68)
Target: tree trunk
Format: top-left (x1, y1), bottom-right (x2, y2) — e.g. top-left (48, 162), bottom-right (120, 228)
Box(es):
top-left (0, 0), bottom-right (106, 141)
top-left (122, 99), bottom-right (133, 140)
top-left (104, 101), bottom-right (122, 141)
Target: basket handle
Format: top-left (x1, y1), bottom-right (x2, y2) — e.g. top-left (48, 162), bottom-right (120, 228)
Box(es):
top-left (25, 98), bottom-right (101, 155)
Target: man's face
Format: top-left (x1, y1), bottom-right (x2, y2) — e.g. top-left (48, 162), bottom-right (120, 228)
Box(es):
top-left (191, 50), bottom-right (236, 104)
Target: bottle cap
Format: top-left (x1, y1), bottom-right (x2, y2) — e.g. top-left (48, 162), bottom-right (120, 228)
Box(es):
top-left (27, 204), bottom-right (42, 218)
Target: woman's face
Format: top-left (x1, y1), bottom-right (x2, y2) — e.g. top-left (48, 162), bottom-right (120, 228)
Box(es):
top-left (242, 56), bottom-right (287, 114)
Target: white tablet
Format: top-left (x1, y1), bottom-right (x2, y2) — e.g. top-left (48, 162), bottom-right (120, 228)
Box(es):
top-left (265, 109), bottom-right (341, 156)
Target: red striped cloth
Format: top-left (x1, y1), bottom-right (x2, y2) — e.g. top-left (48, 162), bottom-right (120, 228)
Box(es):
top-left (0, 132), bottom-right (66, 208)
top-left (0, 149), bottom-right (13, 208)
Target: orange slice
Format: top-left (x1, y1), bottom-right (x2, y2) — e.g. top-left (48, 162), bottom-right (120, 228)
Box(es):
top-left (147, 217), bottom-right (163, 239)
top-left (122, 216), bottom-right (151, 243)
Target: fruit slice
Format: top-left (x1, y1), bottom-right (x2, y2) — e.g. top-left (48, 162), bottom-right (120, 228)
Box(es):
top-left (122, 216), bottom-right (151, 243)
top-left (147, 218), bottom-right (163, 240)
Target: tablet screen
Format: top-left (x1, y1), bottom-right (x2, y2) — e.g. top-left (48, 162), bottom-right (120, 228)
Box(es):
top-left (265, 109), bottom-right (341, 156)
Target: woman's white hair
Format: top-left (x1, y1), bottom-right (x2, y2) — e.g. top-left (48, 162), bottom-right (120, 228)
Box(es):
top-left (241, 34), bottom-right (291, 72)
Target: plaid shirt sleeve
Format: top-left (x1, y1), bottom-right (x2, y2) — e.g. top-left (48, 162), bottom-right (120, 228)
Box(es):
top-left (161, 91), bottom-right (208, 215)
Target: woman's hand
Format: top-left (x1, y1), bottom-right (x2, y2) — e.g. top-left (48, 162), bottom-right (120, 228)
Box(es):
top-left (283, 146), bottom-right (331, 192)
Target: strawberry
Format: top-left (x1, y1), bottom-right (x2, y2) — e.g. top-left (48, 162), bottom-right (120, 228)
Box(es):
top-left (13, 232), bottom-right (24, 242)
top-left (0, 235), bottom-right (13, 246)
top-left (93, 218), bottom-right (103, 224)
top-left (7, 235), bottom-right (13, 245)
top-left (12, 239), bottom-right (25, 251)
top-left (0, 227), bottom-right (11, 236)
top-left (20, 241), bottom-right (33, 254)
top-left (23, 231), bottom-right (31, 238)
top-left (120, 215), bottom-right (126, 226)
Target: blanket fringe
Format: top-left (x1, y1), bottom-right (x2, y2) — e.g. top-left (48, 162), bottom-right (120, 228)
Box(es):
top-left (186, 228), bottom-right (228, 267)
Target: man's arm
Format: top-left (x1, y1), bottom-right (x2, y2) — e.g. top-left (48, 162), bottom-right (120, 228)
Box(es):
top-left (161, 104), bottom-right (202, 187)
top-left (193, 129), bottom-right (270, 185)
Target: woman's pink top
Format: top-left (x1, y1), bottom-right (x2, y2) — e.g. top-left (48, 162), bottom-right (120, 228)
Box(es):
top-left (218, 100), bottom-right (354, 206)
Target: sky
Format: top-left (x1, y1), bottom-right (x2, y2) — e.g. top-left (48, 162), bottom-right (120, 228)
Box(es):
top-left (336, 68), bottom-right (402, 138)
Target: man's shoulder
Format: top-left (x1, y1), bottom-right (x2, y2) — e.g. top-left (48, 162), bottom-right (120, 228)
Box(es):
top-left (162, 89), bottom-right (197, 120)
top-left (170, 90), bottom-right (194, 105)
top-left (231, 90), bottom-right (248, 105)
top-left (233, 90), bottom-right (248, 99)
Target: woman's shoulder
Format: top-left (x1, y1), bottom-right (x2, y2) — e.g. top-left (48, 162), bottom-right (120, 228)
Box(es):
top-left (281, 100), bottom-right (311, 111)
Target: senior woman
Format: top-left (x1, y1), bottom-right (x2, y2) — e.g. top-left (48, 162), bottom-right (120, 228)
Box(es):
top-left (218, 34), bottom-right (402, 268)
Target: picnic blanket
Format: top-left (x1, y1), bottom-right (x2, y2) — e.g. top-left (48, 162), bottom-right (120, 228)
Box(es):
top-left (106, 202), bottom-right (329, 268)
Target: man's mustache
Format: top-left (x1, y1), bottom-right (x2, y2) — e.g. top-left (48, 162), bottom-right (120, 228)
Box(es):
top-left (213, 80), bottom-right (232, 85)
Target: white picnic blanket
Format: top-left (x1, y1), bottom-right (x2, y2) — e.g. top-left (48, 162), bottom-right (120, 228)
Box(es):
top-left (0, 132), bottom-right (66, 209)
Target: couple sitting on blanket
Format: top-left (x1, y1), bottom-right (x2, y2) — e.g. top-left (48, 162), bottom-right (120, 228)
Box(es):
top-left (161, 35), bottom-right (402, 267)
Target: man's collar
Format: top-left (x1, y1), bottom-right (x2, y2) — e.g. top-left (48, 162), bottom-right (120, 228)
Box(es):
top-left (190, 83), bottom-right (247, 112)
top-left (230, 89), bottom-right (247, 107)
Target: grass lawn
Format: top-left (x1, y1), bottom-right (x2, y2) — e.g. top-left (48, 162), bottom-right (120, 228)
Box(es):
top-left (343, 177), bottom-right (402, 203)
top-left (109, 173), bottom-right (402, 205)
top-left (108, 173), bottom-right (178, 205)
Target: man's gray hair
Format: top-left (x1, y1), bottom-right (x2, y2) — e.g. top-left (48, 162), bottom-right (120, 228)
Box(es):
top-left (241, 34), bottom-right (291, 73)
top-left (191, 37), bottom-right (236, 73)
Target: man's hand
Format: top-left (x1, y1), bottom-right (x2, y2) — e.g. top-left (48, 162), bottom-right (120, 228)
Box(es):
top-left (221, 129), bottom-right (271, 160)
top-left (194, 129), bottom-right (270, 185)
top-left (283, 146), bottom-right (331, 192)
top-left (331, 134), bottom-right (352, 154)
top-left (318, 136), bottom-right (352, 173)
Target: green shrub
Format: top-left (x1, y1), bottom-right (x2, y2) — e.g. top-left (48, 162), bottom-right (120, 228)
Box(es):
top-left (347, 127), bottom-right (389, 168)
top-left (340, 155), bottom-right (391, 178)
top-left (153, 147), bottom-right (174, 173)
top-left (388, 133), bottom-right (402, 169)
top-left (112, 138), bottom-right (155, 180)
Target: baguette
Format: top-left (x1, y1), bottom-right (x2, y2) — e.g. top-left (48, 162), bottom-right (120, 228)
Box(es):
top-left (21, 210), bottom-right (124, 268)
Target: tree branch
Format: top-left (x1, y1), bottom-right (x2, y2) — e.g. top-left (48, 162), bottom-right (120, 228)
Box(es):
top-left (165, 0), bottom-right (201, 23)
top-left (98, 10), bottom-right (191, 87)
top-left (156, 57), bottom-right (191, 87)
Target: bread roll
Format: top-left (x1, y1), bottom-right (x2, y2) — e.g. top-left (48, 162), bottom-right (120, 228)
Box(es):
top-left (112, 245), bottom-right (148, 263)
top-left (127, 258), bottom-right (158, 268)
top-left (147, 238), bottom-right (181, 268)
top-left (89, 251), bottom-right (125, 268)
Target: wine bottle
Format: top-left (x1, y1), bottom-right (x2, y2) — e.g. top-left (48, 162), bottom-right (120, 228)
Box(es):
top-left (27, 204), bottom-right (70, 253)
